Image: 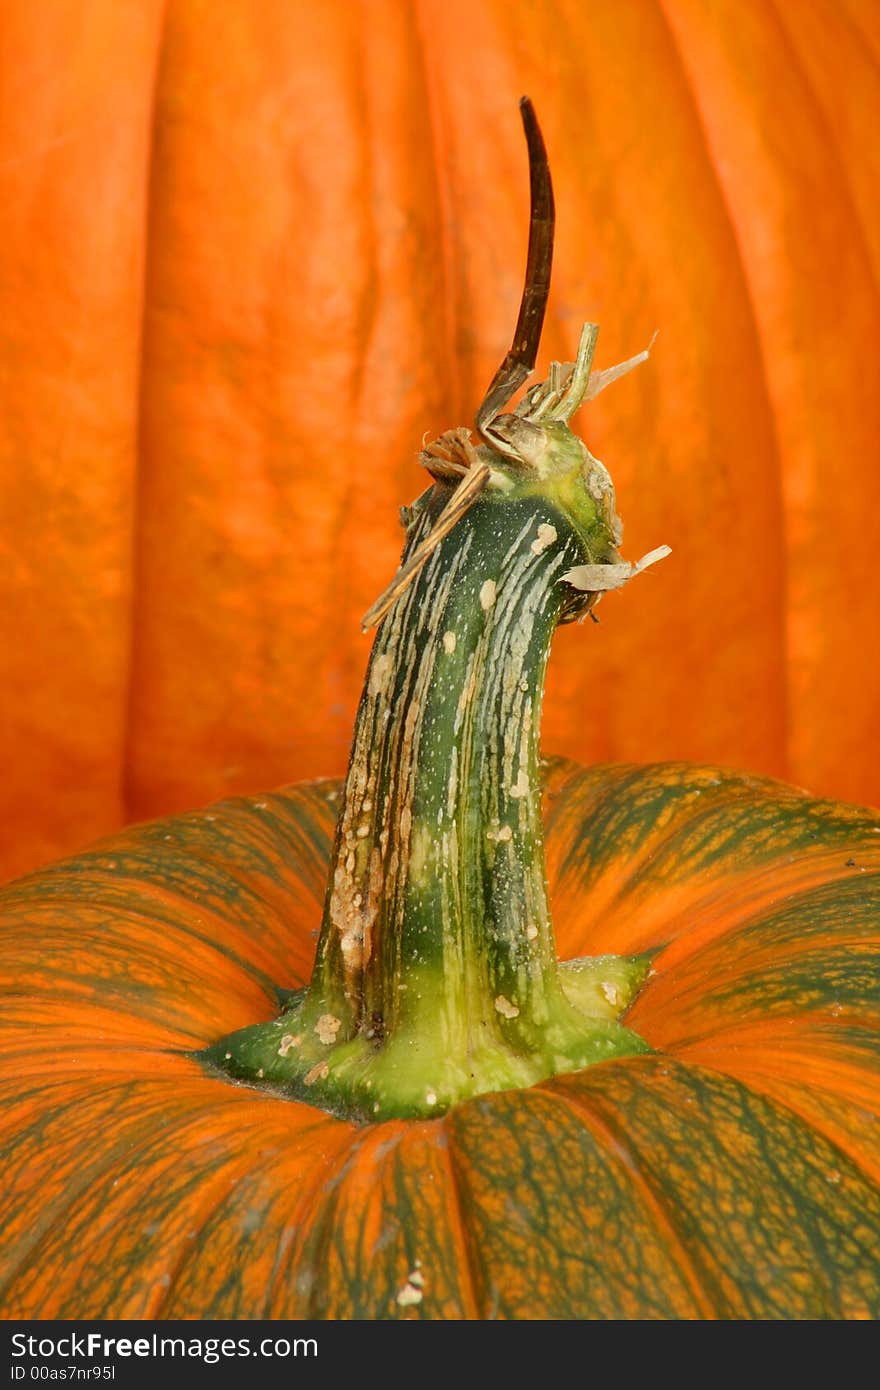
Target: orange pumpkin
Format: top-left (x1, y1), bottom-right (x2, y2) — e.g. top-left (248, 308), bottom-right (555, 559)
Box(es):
top-left (2, 759), bottom-right (879, 1318)
top-left (2, 91), bottom-right (879, 1318)
top-left (2, 0), bottom-right (879, 887)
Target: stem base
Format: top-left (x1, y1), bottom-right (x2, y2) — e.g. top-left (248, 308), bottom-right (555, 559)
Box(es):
top-left (203, 954), bottom-right (652, 1122)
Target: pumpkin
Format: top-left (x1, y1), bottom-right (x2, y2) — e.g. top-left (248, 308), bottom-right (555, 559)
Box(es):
top-left (2, 760), bottom-right (880, 1318)
top-left (2, 0), bottom-right (880, 884)
top-left (2, 104), bottom-right (879, 1321)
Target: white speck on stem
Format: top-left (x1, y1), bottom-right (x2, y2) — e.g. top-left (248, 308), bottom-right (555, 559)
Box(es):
top-left (530, 522), bottom-right (557, 555)
top-left (479, 579), bottom-right (497, 610)
top-left (495, 995), bottom-right (520, 1019)
top-left (443, 630), bottom-right (457, 654)
top-left (369, 652), bottom-right (393, 696)
top-left (509, 770), bottom-right (530, 799)
top-left (487, 824), bottom-right (513, 842)
top-left (315, 1014), bottom-right (342, 1045)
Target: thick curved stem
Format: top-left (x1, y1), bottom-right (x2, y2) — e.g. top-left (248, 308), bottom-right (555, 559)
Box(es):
top-left (204, 423), bottom-right (655, 1120)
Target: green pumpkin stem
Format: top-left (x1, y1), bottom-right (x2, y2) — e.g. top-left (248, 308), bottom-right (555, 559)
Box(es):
top-left (204, 366), bottom-right (665, 1119)
top-left (202, 101), bottom-right (667, 1121)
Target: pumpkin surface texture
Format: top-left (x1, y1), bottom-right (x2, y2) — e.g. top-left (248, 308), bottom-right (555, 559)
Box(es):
top-left (2, 759), bottom-right (880, 1318)
top-left (2, 0), bottom-right (880, 883)
top-left (2, 102), bottom-right (880, 1323)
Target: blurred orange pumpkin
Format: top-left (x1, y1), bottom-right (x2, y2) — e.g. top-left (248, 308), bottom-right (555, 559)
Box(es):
top-left (1, 0), bottom-right (879, 883)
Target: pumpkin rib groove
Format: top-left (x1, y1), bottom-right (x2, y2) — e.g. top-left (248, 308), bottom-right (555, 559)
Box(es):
top-left (436, 1119), bottom-right (486, 1320)
top-left (651, 0), bottom-right (790, 760)
top-left (655, 0), bottom-right (880, 807)
top-left (534, 1078), bottom-right (717, 1319)
top-left (67, 1140), bottom-right (263, 1320)
top-left (266, 1121), bottom-right (421, 1319)
top-left (124, 816), bottom-right (331, 895)
top-left (0, 1078), bottom-right (170, 1304)
top-left (682, 1066), bottom-right (880, 1190)
top-left (259, 1120), bottom-right (384, 1316)
top-left (0, 999), bottom-right (196, 1055)
top-left (410, 0), bottom-right (462, 424)
top-left (840, 0), bottom-right (880, 71)
top-left (218, 1119), bottom-right (363, 1322)
top-left (144, 1151), bottom-right (286, 1321)
top-left (160, 830), bottom-right (328, 928)
top-left (0, 924), bottom-right (277, 1042)
top-left (122, 0), bottom-right (171, 829)
top-left (446, 1084), bottom-right (707, 1318)
top-left (382, 1128), bottom-right (475, 1321)
top-left (338, 22), bottom-right (377, 423)
top-left (554, 765), bottom-right (751, 880)
top-left (77, 828), bottom-right (315, 932)
top-left (564, 1058), bottom-right (880, 1318)
top-left (766, 0), bottom-right (880, 303)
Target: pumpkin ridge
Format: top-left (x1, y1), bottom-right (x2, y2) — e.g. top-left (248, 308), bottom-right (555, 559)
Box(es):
top-left (82, 1145), bottom-right (267, 1320)
top-left (563, 1056), bottom-right (880, 1318)
top-left (549, 763), bottom-right (880, 961)
top-left (0, 912), bottom-right (278, 1043)
top-left (0, 998), bottom-right (197, 1055)
top-left (134, 1101), bottom-right (355, 1321)
top-left (651, 0), bottom-right (788, 616)
top-left (534, 1075), bottom-right (717, 1318)
top-left (445, 1082), bottom-right (705, 1318)
top-left (0, 887), bottom-right (285, 1005)
top-left (768, 0), bottom-right (880, 305)
top-left (670, 1033), bottom-right (880, 1187)
top-left (631, 878), bottom-right (880, 1045)
top-left (650, 0), bottom-right (792, 775)
top-left (1, 1073), bottom-right (351, 1318)
top-left (636, 929), bottom-right (880, 1028)
top-left (0, 1077), bottom-right (172, 1306)
top-left (642, 855), bottom-right (880, 971)
top-left (410, 0), bottom-right (463, 424)
top-left (553, 773), bottom-right (770, 925)
top-left (661, 1051), bottom-right (880, 1248)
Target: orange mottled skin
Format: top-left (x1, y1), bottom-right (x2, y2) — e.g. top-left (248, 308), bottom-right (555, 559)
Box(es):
top-left (1, 762), bottom-right (879, 1317)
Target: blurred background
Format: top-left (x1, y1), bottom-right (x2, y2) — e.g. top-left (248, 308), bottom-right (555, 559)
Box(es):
top-left (1, 0), bottom-right (878, 883)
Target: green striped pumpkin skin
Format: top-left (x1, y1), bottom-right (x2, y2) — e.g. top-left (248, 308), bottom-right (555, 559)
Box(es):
top-left (1, 760), bottom-right (879, 1319)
